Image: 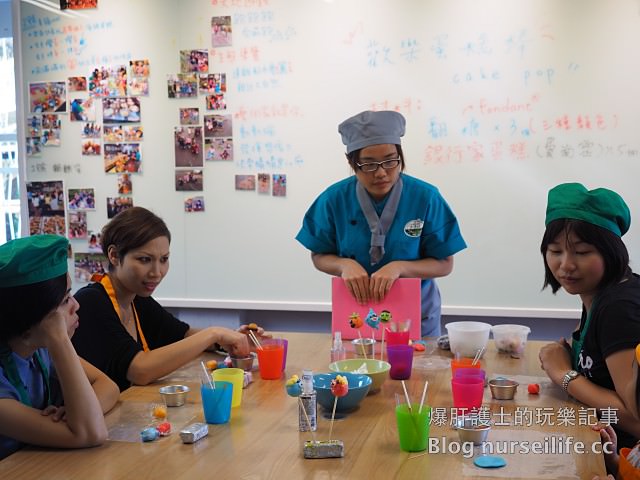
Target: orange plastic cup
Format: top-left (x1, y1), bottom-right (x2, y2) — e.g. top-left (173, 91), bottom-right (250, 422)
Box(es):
top-left (450, 357), bottom-right (482, 378)
top-left (256, 339), bottom-right (285, 380)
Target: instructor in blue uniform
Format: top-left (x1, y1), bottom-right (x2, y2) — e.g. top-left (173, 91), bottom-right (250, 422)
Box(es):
top-left (296, 110), bottom-right (467, 336)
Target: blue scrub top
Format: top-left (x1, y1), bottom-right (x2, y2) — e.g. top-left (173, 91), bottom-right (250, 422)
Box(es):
top-left (0, 348), bottom-right (58, 460)
top-left (296, 173), bottom-right (467, 336)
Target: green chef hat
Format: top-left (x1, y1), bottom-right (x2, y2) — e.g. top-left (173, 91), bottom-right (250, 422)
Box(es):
top-left (545, 183), bottom-right (631, 237)
top-left (0, 235), bottom-right (69, 288)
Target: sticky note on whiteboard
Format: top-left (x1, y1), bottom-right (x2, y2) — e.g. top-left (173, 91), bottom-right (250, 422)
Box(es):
top-left (331, 277), bottom-right (421, 340)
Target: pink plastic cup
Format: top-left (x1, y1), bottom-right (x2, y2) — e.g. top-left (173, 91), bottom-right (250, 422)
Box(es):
top-left (451, 375), bottom-right (484, 414)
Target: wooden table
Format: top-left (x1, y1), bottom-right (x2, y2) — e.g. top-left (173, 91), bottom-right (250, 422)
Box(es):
top-left (0, 333), bottom-right (606, 479)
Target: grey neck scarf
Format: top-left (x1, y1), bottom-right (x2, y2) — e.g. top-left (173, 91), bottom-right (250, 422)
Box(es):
top-left (355, 176), bottom-right (403, 266)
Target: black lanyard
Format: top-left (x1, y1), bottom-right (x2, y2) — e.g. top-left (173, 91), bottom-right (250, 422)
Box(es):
top-left (0, 345), bottom-right (51, 408)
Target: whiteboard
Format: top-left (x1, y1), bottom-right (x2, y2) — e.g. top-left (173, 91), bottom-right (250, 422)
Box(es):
top-left (16, 0), bottom-right (640, 317)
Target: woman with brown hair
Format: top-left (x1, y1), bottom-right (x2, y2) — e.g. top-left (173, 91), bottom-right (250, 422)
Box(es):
top-left (72, 207), bottom-right (267, 391)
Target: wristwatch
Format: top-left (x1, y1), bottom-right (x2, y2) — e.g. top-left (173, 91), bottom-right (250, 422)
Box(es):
top-left (562, 370), bottom-right (580, 392)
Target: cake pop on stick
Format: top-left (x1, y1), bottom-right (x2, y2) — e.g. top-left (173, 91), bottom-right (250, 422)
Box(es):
top-left (349, 312), bottom-right (367, 359)
top-left (328, 375), bottom-right (349, 441)
top-left (285, 375), bottom-right (316, 443)
top-left (365, 308), bottom-right (380, 343)
top-left (378, 310), bottom-right (392, 360)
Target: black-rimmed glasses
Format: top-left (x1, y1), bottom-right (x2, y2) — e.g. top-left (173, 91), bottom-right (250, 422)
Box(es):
top-left (355, 157), bottom-right (401, 173)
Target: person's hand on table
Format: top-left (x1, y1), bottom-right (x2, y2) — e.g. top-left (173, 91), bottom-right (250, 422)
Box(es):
top-left (341, 259), bottom-right (370, 305)
top-left (538, 338), bottom-right (573, 385)
top-left (238, 324), bottom-right (272, 351)
top-left (592, 423), bottom-right (619, 475)
top-left (369, 262), bottom-right (402, 303)
top-left (214, 327), bottom-right (251, 357)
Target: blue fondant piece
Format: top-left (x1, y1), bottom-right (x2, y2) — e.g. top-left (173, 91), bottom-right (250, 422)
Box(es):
top-left (474, 456), bottom-right (506, 468)
top-left (141, 427), bottom-right (159, 442)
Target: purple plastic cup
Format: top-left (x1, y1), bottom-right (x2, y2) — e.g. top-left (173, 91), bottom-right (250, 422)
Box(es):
top-left (386, 344), bottom-right (414, 380)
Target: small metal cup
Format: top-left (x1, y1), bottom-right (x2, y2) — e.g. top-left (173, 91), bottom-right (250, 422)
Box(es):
top-left (351, 338), bottom-right (375, 357)
top-left (488, 378), bottom-right (519, 400)
top-left (159, 385), bottom-right (190, 407)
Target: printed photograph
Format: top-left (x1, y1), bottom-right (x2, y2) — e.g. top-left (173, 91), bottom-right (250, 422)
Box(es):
top-left (235, 174), bottom-right (256, 191)
top-left (42, 114), bottom-right (61, 129)
top-left (70, 97), bottom-right (96, 122)
top-left (87, 231), bottom-right (102, 253)
top-left (257, 173), bottom-right (271, 194)
top-left (211, 16), bottom-right (232, 47)
top-left (60, 0), bottom-right (98, 10)
top-left (167, 74), bottom-right (198, 98)
top-left (26, 137), bottom-right (42, 157)
top-left (27, 181), bottom-right (66, 235)
top-left (204, 114), bottom-right (232, 137)
top-left (68, 211), bottom-right (88, 239)
top-left (175, 169), bottom-right (203, 191)
top-left (29, 81), bottom-right (67, 113)
top-left (81, 122), bottom-right (101, 138)
top-left (26, 115), bottom-right (41, 138)
top-left (198, 73), bottom-right (226, 93)
top-left (205, 137), bottom-right (233, 161)
top-left (179, 107), bottom-right (199, 125)
top-left (180, 49), bottom-right (209, 73)
top-left (41, 128), bottom-right (61, 147)
top-left (184, 196), bottom-right (205, 212)
top-left (89, 65), bottom-right (127, 97)
top-left (129, 59), bottom-right (150, 78)
top-left (104, 143), bottom-right (141, 173)
top-left (74, 253), bottom-right (108, 283)
top-left (106, 196), bottom-right (134, 219)
top-left (81, 139), bottom-right (101, 155)
top-left (127, 77), bottom-right (149, 96)
top-left (68, 188), bottom-right (96, 210)
top-left (174, 127), bottom-right (203, 167)
top-left (123, 125), bottom-right (144, 141)
top-left (102, 97), bottom-right (141, 123)
top-left (273, 174), bottom-right (287, 197)
top-left (103, 125), bottom-right (124, 142)
top-left (206, 94), bottom-right (226, 111)
top-left (67, 76), bottom-right (87, 91)
top-left (117, 173), bottom-right (132, 194)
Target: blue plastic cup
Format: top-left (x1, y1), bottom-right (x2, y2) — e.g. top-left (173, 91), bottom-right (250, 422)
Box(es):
top-left (200, 381), bottom-right (233, 424)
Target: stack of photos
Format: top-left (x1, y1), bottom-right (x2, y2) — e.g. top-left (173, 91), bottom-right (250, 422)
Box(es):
top-left (41, 114), bottom-right (61, 147)
top-left (128, 59), bottom-right (150, 96)
top-left (27, 181), bottom-right (66, 235)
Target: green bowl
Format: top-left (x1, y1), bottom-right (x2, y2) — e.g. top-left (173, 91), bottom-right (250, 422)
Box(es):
top-left (328, 359), bottom-right (390, 393)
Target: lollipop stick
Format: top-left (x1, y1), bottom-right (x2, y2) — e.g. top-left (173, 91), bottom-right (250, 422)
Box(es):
top-left (380, 328), bottom-right (386, 360)
top-left (418, 380), bottom-right (429, 414)
top-left (248, 330), bottom-right (263, 350)
top-left (201, 361), bottom-right (214, 389)
top-left (401, 380), bottom-right (412, 413)
top-left (328, 395), bottom-right (338, 441)
top-left (357, 330), bottom-right (368, 360)
top-left (472, 346), bottom-right (485, 366)
top-left (298, 398), bottom-right (316, 443)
